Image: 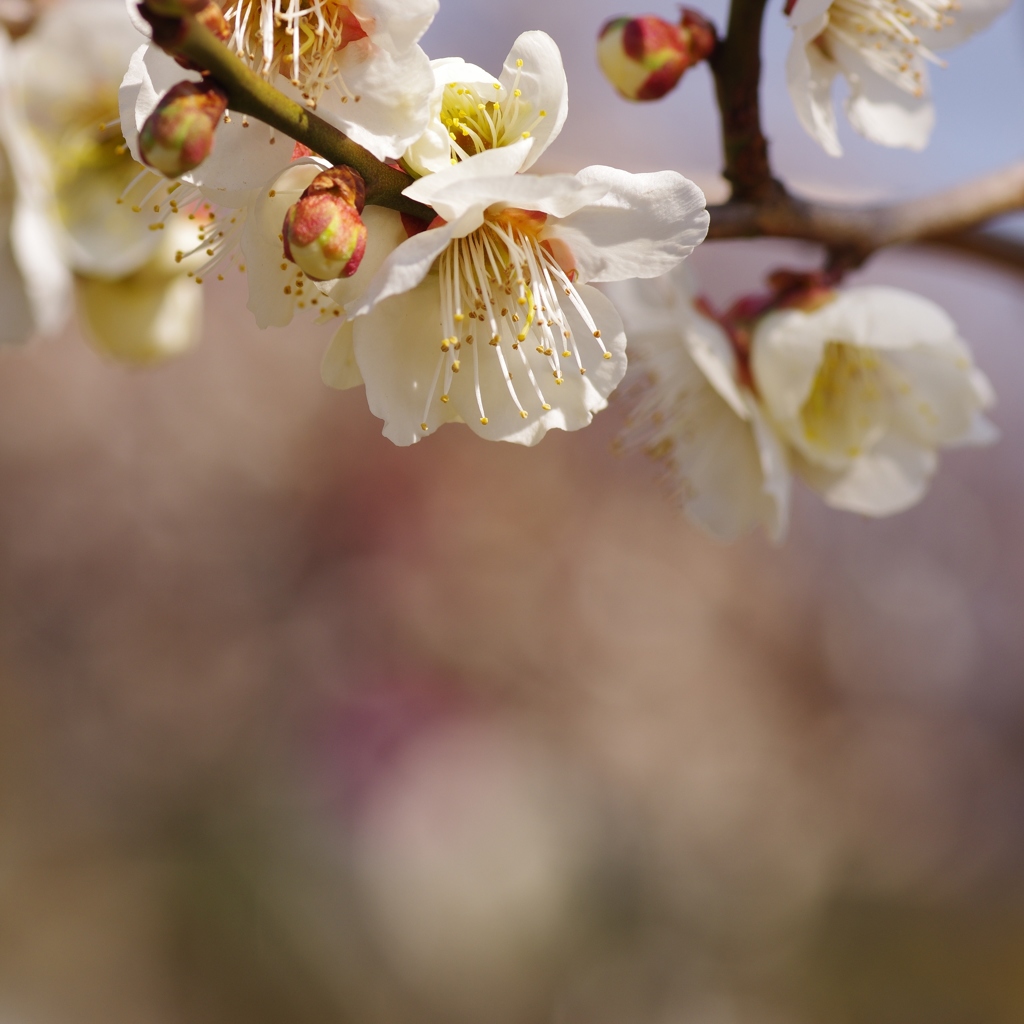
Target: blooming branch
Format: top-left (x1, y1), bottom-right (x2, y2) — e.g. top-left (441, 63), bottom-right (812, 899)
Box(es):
top-left (135, 0), bottom-right (433, 219)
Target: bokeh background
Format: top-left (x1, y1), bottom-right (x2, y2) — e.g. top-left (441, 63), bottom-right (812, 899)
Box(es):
top-left (2, 2), bottom-right (1024, 1022)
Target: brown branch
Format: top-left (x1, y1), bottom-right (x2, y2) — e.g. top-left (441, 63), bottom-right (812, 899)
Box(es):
top-left (920, 229), bottom-right (1024, 276)
top-left (708, 0), bottom-right (782, 203)
top-left (706, 162), bottom-right (1024, 265)
top-left (137, 0), bottom-right (434, 220)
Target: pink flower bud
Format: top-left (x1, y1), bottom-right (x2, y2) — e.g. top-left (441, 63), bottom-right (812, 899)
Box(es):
top-left (597, 10), bottom-right (716, 101)
top-left (139, 81), bottom-right (229, 178)
top-left (282, 166), bottom-right (368, 282)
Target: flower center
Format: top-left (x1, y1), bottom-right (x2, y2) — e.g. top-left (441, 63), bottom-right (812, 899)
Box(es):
top-left (221, 0), bottom-right (368, 107)
top-left (419, 209), bottom-right (611, 432)
top-left (440, 59), bottom-right (547, 165)
top-left (800, 341), bottom-right (889, 459)
top-left (821, 0), bottom-right (956, 96)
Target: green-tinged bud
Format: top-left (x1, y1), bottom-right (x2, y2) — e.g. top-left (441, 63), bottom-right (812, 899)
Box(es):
top-left (282, 166), bottom-right (368, 282)
top-left (139, 81), bottom-right (228, 178)
top-left (597, 10), bottom-right (716, 101)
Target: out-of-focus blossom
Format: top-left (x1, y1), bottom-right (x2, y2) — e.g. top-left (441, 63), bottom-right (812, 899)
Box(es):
top-left (12, 0), bottom-right (204, 362)
top-left (607, 265), bottom-right (790, 542)
top-left (321, 147), bottom-right (708, 446)
top-left (597, 11), bottom-right (715, 102)
top-left (402, 31), bottom-right (568, 178)
top-left (0, 27), bottom-right (70, 345)
top-left (752, 285), bottom-right (997, 515)
top-left (785, 0), bottom-right (1011, 154)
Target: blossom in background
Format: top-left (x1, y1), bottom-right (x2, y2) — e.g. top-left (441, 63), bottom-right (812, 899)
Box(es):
top-left (785, 0), bottom-right (1011, 154)
top-left (13, 0), bottom-right (204, 363)
top-left (321, 142), bottom-right (709, 446)
top-left (0, 26), bottom-right (70, 345)
top-left (606, 266), bottom-right (790, 542)
top-left (752, 285), bottom-right (997, 515)
top-left (402, 30), bottom-right (568, 178)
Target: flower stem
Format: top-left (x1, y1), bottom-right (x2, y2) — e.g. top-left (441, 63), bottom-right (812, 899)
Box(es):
top-left (136, 0), bottom-right (434, 220)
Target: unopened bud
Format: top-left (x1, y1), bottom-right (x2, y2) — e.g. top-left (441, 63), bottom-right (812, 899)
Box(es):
top-left (282, 166), bottom-right (368, 282)
top-left (597, 10), bottom-right (716, 101)
top-left (139, 80), bottom-right (229, 178)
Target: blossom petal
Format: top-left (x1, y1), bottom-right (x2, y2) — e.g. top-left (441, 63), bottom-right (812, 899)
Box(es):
top-left (832, 38), bottom-right (934, 151)
top-left (76, 270), bottom-right (203, 366)
top-left (321, 319), bottom-right (364, 389)
top-left (548, 166), bottom-right (708, 284)
top-left (798, 433), bottom-right (937, 516)
top-left (403, 138), bottom-right (535, 215)
top-left (785, 25), bottom-right (842, 157)
top-left (498, 31), bottom-right (568, 171)
top-left (356, 0), bottom-right (438, 54)
top-left (350, 279), bottom-right (463, 445)
top-left (785, 0), bottom-right (833, 27)
top-left (318, 38), bottom-right (435, 161)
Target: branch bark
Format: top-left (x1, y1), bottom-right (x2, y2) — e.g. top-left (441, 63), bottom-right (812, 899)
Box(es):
top-left (138, 0), bottom-right (434, 220)
top-left (708, 0), bottom-right (781, 202)
top-left (706, 162), bottom-right (1024, 264)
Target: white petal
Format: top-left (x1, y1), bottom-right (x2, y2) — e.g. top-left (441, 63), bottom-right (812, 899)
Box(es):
top-left (832, 37), bottom-right (935, 150)
top-left (497, 31), bottom-right (568, 171)
top-left (418, 170), bottom-right (609, 226)
top-left (747, 397), bottom-right (792, 543)
top-left (0, 222), bottom-right (37, 345)
top-left (351, 280), bottom-right (463, 445)
top-left (321, 319), bottom-right (364, 389)
top-left (75, 270), bottom-right (203, 366)
top-left (797, 432), bottom-right (937, 516)
top-left (355, 0), bottom-right (438, 54)
top-left (548, 166), bottom-right (708, 284)
top-left (321, 204), bottom-right (408, 311)
top-left (785, 26), bottom-right (843, 157)
top-left (403, 138), bottom-right (535, 215)
top-left (318, 39), bottom-right (435, 161)
top-left (344, 218), bottom-right (458, 319)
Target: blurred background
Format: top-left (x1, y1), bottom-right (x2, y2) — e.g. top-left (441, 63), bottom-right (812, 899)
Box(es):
top-left (1, 1), bottom-right (1023, 1022)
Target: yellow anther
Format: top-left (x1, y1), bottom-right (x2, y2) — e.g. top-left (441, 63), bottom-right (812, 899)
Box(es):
top-left (440, 394), bottom-right (450, 403)
top-left (520, 410), bottom-right (529, 419)
top-left (421, 422), bottom-right (428, 431)
top-left (513, 89), bottom-right (521, 97)
top-left (480, 417), bottom-right (489, 425)
top-left (542, 403), bottom-right (552, 411)
top-left (451, 360), bottom-right (461, 373)
top-left (521, 132), bottom-right (531, 139)
top-left (516, 59), bottom-right (523, 67)
top-left (603, 352), bottom-right (612, 360)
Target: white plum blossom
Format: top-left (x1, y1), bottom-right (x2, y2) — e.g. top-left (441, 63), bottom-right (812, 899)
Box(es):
top-left (606, 266), bottom-right (790, 543)
top-left (786, 0), bottom-right (1011, 154)
top-left (321, 142), bottom-right (709, 446)
top-left (0, 27), bottom-right (70, 345)
top-left (10, 0), bottom-right (204, 362)
top-left (402, 30), bottom-right (568, 178)
top-left (751, 285), bottom-right (997, 516)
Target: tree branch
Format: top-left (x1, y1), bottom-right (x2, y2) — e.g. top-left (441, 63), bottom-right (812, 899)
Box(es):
top-left (138, 0), bottom-right (434, 220)
top-left (706, 162), bottom-right (1024, 264)
top-left (708, 0), bottom-right (781, 202)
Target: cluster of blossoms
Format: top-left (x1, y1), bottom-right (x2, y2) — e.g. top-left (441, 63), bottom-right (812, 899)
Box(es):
top-left (608, 268), bottom-right (996, 541)
top-left (0, 0), bottom-right (1009, 542)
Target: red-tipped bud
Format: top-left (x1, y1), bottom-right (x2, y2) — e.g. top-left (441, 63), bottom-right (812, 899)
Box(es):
top-left (282, 166), bottom-right (368, 282)
top-left (139, 80), bottom-right (228, 178)
top-left (597, 10), bottom-right (716, 101)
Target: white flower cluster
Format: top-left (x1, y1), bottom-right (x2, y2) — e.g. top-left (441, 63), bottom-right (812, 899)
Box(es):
top-left (117, 5), bottom-right (709, 446)
top-left (609, 266), bottom-right (996, 541)
top-left (0, 0), bottom-right (1005, 543)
